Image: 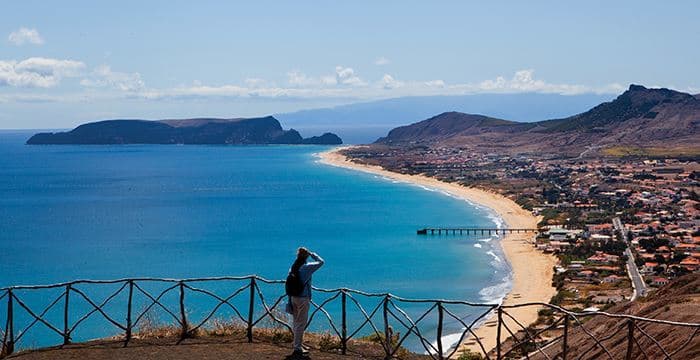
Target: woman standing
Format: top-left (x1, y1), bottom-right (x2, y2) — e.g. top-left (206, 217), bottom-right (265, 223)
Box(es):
top-left (287, 247), bottom-right (324, 356)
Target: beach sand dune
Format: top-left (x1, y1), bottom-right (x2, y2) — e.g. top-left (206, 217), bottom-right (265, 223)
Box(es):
top-left (319, 147), bottom-right (557, 357)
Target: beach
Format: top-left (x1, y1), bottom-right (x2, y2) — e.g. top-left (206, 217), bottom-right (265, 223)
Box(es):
top-left (318, 146), bottom-right (557, 356)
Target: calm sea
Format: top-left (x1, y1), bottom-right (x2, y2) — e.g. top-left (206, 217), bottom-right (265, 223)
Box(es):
top-left (0, 130), bottom-right (509, 351)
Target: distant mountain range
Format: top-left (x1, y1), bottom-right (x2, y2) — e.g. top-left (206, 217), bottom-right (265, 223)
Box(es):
top-left (276, 93), bottom-right (613, 144)
top-left (26, 116), bottom-right (342, 145)
top-left (376, 85), bottom-right (700, 157)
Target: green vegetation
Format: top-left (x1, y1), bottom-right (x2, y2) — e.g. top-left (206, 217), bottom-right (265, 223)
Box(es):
top-left (359, 331), bottom-right (409, 357)
top-left (456, 349), bottom-right (484, 360)
top-left (569, 241), bottom-right (627, 257)
top-left (552, 271), bottom-right (567, 289)
top-left (603, 146), bottom-right (700, 158)
top-left (550, 290), bottom-right (576, 306)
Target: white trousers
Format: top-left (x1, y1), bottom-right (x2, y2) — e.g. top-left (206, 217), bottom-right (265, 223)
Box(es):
top-left (291, 296), bottom-right (310, 350)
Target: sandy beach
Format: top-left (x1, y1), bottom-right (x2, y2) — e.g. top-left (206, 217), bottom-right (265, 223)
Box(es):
top-left (318, 146), bottom-right (557, 357)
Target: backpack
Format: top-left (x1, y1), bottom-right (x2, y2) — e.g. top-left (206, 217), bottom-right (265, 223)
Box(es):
top-left (285, 268), bottom-right (305, 296)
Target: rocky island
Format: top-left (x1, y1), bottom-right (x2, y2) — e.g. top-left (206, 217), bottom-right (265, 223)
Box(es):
top-left (26, 116), bottom-right (342, 145)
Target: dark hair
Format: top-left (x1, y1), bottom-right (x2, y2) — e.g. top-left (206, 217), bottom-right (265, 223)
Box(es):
top-left (291, 250), bottom-right (308, 273)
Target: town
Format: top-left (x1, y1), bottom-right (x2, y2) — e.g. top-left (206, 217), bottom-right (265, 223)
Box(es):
top-left (343, 145), bottom-right (700, 311)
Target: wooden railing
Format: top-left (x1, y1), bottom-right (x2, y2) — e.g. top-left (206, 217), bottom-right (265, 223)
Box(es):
top-left (1, 276), bottom-right (698, 359)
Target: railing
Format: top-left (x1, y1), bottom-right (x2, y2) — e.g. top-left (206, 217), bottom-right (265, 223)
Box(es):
top-left (1, 276), bottom-right (698, 359)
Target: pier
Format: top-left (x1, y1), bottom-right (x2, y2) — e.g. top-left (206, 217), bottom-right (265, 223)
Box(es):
top-left (416, 227), bottom-right (539, 235)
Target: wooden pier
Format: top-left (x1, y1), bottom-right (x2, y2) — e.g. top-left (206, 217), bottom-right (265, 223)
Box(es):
top-left (416, 227), bottom-right (539, 235)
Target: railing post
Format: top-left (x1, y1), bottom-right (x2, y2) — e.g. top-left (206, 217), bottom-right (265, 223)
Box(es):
top-left (383, 295), bottom-right (390, 359)
top-left (561, 314), bottom-right (569, 360)
top-left (496, 306), bottom-right (503, 360)
top-left (0, 291), bottom-right (5, 358)
top-left (247, 277), bottom-right (256, 343)
top-left (4, 289), bottom-right (14, 356)
top-left (63, 284), bottom-right (71, 345)
top-left (178, 281), bottom-right (188, 340)
top-left (124, 280), bottom-right (134, 347)
top-left (341, 290), bottom-right (347, 355)
top-left (625, 319), bottom-right (634, 360)
top-left (437, 301), bottom-right (444, 359)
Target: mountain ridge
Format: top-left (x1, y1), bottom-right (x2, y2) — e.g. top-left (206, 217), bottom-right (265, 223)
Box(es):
top-left (276, 92), bottom-right (613, 144)
top-left (376, 85), bottom-right (700, 156)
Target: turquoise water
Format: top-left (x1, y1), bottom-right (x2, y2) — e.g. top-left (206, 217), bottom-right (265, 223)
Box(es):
top-left (0, 130), bottom-right (509, 351)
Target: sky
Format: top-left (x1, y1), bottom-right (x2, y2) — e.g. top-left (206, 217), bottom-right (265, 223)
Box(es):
top-left (1, 0), bottom-right (699, 129)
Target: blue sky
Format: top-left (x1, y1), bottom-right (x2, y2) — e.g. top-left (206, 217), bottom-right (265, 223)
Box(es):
top-left (1, 0), bottom-right (699, 129)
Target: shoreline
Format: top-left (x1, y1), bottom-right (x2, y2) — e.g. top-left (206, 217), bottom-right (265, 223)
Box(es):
top-left (318, 146), bottom-right (557, 356)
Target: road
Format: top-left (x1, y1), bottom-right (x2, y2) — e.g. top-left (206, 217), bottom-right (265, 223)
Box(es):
top-left (613, 217), bottom-right (647, 300)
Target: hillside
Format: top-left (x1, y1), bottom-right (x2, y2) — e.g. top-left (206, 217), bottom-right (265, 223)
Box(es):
top-left (530, 273), bottom-right (700, 360)
top-left (376, 113), bottom-right (522, 143)
top-left (276, 93), bottom-right (613, 144)
top-left (376, 85), bottom-right (700, 157)
top-left (26, 116), bottom-right (342, 145)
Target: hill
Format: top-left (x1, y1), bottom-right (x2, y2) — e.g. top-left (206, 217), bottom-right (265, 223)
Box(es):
top-left (26, 116), bottom-right (342, 145)
top-left (530, 273), bottom-right (700, 360)
top-left (276, 93), bottom-right (613, 144)
top-left (376, 85), bottom-right (700, 157)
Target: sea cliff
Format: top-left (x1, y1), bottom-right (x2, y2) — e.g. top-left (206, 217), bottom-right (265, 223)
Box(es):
top-left (26, 116), bottom-right (342, 145)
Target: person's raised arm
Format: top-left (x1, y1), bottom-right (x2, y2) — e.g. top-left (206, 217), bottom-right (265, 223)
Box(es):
top-left (304, 251), bottom-right (324, 273)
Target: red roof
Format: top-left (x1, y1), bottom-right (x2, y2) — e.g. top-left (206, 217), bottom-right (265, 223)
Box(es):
top-left (680, 257), bottom-right (700, 265)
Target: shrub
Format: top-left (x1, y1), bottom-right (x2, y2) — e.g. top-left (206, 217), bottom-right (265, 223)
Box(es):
top-left (538, 308), bottom-right (554, 317)
top-left (134, 307), bottom-right (181, 339)
top-left (318, 332), bottom-right (341, 351)
top-left (457, 349), bottom-right (484, 360)
top-left (207, 317), bottom-right (245, 337)
top-left (270, 329), bottom-right (293, 343)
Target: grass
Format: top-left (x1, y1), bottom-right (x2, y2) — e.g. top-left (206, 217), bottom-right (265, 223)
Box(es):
top-left (603, 146), bottom-right (700, 158)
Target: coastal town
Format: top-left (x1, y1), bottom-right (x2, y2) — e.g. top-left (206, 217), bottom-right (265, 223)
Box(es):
top-left (342, 145), bottom-right (700, 311)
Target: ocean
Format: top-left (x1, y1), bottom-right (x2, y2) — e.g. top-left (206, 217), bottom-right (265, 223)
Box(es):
top-left (0, 130), bottom-right (510, 352)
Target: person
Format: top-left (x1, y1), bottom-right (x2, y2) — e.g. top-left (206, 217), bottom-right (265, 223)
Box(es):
top-left (288, 247), bottom-right (324, 356)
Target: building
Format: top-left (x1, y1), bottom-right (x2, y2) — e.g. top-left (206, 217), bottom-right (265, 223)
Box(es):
top-left (651, 277), bottom-right (669, 286)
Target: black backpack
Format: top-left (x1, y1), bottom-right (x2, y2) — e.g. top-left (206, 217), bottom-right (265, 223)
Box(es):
top-left (285, 268), bottom-right (304, 296)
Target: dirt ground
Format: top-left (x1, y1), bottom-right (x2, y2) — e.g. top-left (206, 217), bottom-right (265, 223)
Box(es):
top-left (5, 335), bottom-right (433, 360)
top-left (7, 338), bottom-right (364, 360)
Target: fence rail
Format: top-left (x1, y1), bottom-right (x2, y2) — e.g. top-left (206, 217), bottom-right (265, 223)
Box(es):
top-left (1, 276), bottom-right (698, 359)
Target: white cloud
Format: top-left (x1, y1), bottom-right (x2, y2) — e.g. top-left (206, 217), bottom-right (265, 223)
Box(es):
top-left (380, 74), bottom-right (403, 89)
top-left (244, 78), bottom-right (268, 88)
top-left (470, 69), bottom-right (625, 95)
top-left (335, 66), bottom-right (366, 86)
top-left (287, 66), bottom-right (366, 87)
top-left (424, 80), bottom-right (446, 88)
top-left (8, 28), bottom-right (44, 45)
top-left (375, 56), bottom-right (390, 66)
top-left (80, 65), bottom-right (144, 92)
top-left (287, 70), bottom-right (317, 87)
top-left (0, 64), bottom-right (627, 104)
top-left (144, 69), bottom-right (577, 101)
top-left (0, 57), bottom-right (85, 87)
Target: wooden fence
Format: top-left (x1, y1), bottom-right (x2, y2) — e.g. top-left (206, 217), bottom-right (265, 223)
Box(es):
top-left (1, 276), bottom-right (698, 359)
